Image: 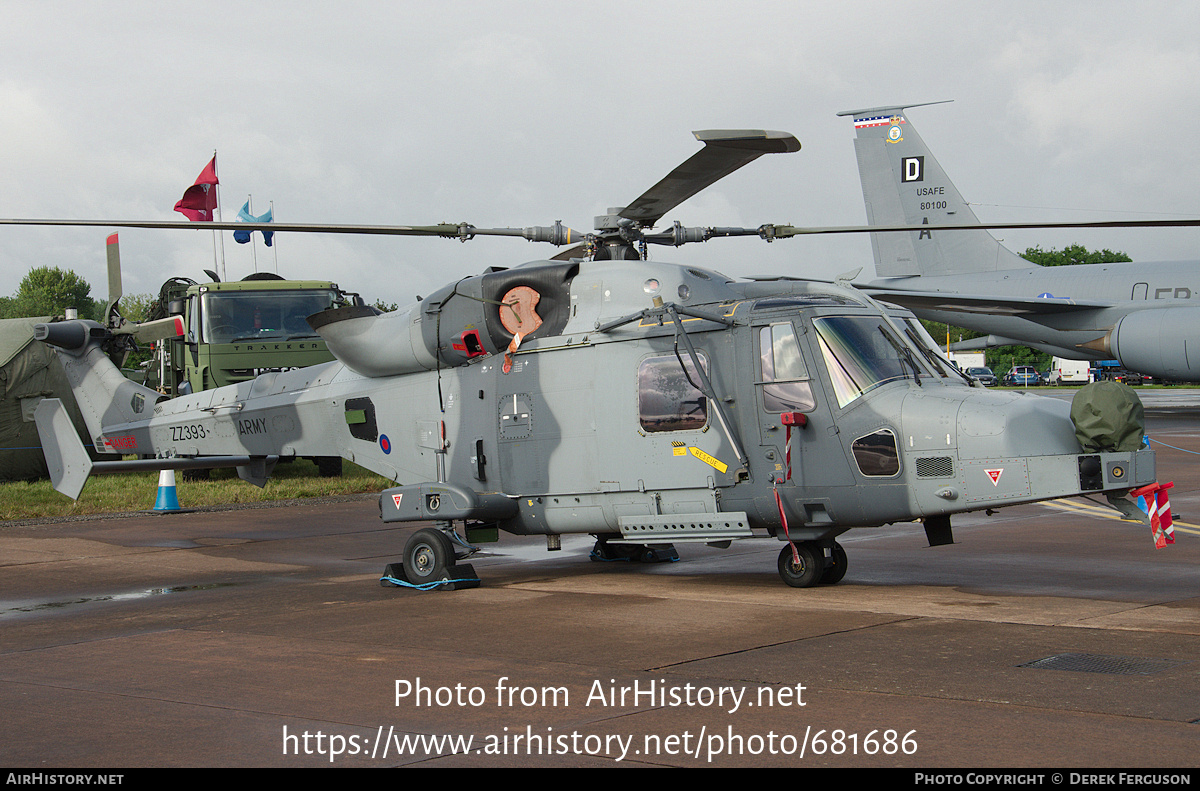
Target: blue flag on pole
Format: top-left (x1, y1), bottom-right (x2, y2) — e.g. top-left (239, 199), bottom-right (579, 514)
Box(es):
top-left (233, 201), bottom-right (274, 246)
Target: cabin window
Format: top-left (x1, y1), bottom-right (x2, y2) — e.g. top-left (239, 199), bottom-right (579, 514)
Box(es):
top-left (758, 324), bottom-right (816, 412)
top-left (638, 354), bottom-right (708, 433)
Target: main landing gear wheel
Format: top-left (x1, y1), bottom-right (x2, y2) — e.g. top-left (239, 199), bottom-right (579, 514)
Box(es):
top-left (402, 528), bottom-right (455, 585)
top-left (819, 542), bottom-right (848, 585)
top-left (315, 456), bottom-right (343, 477)
top-left (777, 542), bottom-right (822, 588)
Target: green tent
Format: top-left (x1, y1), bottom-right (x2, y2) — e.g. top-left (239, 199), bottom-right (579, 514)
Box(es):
top-left (0, 316), bottom-right (96, 480)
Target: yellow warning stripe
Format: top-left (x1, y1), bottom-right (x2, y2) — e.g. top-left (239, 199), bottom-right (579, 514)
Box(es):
top-left (1037, 499), bottom-right (1200, 536)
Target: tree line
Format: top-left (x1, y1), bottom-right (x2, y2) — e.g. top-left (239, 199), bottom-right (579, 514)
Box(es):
top-left (0, 266), bottom-right (154, 322)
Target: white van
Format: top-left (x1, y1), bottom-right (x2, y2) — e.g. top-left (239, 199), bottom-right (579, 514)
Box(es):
top-left (1046, 357), bottom-right (1091, 385)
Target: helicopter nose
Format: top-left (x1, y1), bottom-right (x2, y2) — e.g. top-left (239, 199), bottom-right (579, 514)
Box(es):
top-left (900, 389), bottom-right (1082, 461)
top-left (956, 391), bottom-right (1079, 459)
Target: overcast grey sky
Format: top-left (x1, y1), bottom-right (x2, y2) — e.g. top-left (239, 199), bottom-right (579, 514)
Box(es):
top-left (1, 0), bottom-right (1198, 307)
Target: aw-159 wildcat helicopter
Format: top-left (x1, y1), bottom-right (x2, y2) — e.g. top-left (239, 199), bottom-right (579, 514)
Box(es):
top-left (21, 129), bottom-right (1162, 589)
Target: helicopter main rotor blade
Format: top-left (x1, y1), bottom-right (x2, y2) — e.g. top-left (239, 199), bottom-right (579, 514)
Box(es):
top-left (757, 218), bottom-right (1200, 238)
top-left (618, 130), bottom-right (801, 227)
top-left (0, 218), bottom-right (590, 245)
top-left (0, 218), bottom-right (471, 237)
top-left (6, 216), bottom-right (1197, 249)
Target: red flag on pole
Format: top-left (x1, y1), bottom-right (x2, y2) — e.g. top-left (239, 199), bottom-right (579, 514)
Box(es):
top-left (174, 156), bottom-right (219, 221)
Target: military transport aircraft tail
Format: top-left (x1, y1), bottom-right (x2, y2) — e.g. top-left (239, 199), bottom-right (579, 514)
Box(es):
top-left (838, 102), bottom-right (1030, 278)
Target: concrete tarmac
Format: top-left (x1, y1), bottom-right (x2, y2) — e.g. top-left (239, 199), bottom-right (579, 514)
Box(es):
top-left (1, 393), bottom-right (1198, 768)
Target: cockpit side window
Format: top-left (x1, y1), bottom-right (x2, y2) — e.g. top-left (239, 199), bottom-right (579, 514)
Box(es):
top-left (758, 324), bottom-right (816, 412)
top-left (638, 354), bottom-right (708, 433)
top-left (813, 316), bottom-right (912, 408)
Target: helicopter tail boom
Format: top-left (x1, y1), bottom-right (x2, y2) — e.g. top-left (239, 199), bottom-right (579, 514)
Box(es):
top-left (34, 397), bottom-right (277, 499)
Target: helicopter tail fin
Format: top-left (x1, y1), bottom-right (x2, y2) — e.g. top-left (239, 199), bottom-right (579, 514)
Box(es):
top-left (35, 320), bottom-right (166, 453)
top-left (838, 102), bottom-right (1030, 278)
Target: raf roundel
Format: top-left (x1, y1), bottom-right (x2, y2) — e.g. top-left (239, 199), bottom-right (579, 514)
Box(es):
top-left (379, 434), bottom-right (391, 455)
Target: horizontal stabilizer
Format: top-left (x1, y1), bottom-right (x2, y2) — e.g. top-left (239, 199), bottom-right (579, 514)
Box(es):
top-left (81, 455), bottom-right (280, 491)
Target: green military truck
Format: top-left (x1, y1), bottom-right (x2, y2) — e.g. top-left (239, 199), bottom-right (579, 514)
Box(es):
top-left (145, 272), bottom-right (357, 476)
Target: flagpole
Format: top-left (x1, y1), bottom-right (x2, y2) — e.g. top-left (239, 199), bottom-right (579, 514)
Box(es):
top-left (247, 195), bottom-right (259, 274)
top-left (209, 155), bottom-right (219, 277)
top-left (214, 150), bottom-right (226, 282)
top-left (211, 224), bottom-right (219, 278)
top-left (270, 201), bottom-right (279, 274)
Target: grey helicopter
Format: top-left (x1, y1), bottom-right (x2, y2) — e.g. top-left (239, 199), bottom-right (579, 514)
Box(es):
top-left (19, 128), bottom-right (1163, 589)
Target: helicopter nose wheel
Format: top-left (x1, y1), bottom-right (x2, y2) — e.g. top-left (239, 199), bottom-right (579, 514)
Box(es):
top-left (380, 527), bottom-right (481, 591)
top-left (777, 542), bottom-right (824, 588)
top-left (403, 528), bottom-right (454, 584)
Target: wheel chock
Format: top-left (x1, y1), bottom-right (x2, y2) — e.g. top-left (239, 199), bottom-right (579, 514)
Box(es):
top-left (379, 562), bottom-right (481, 591)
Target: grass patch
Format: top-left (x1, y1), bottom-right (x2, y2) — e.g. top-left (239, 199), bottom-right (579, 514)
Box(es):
top-left (0, 459), bottom-right (392, 521)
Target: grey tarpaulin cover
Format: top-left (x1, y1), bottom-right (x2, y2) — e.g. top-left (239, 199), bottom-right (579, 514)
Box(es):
top-left (1070, 381), bottom-right (1145, 453)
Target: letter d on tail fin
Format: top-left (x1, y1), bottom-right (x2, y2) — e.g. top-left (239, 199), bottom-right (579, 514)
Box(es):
top-left (838, 102), bottom-right (1028, 278)
top-left (35, 398), bottom-right (93, 499)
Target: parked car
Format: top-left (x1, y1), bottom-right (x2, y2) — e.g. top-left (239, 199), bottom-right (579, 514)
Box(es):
top-left (966, 366), bottom-right (998, 387)
top-left (1004, 365), bottom-right (1040, 386)
top-left (1039, 368), bottom-right (1059, 386)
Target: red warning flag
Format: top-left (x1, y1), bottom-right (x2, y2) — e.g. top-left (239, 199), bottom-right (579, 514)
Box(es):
top-left (173, 156), bottom-right (219, 221)
top-left (1132, 482), bottom-right (1175, 548)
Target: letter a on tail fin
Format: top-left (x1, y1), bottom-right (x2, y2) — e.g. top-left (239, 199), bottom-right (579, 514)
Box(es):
top-left (837, 101), bottom-right (1029, 278)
